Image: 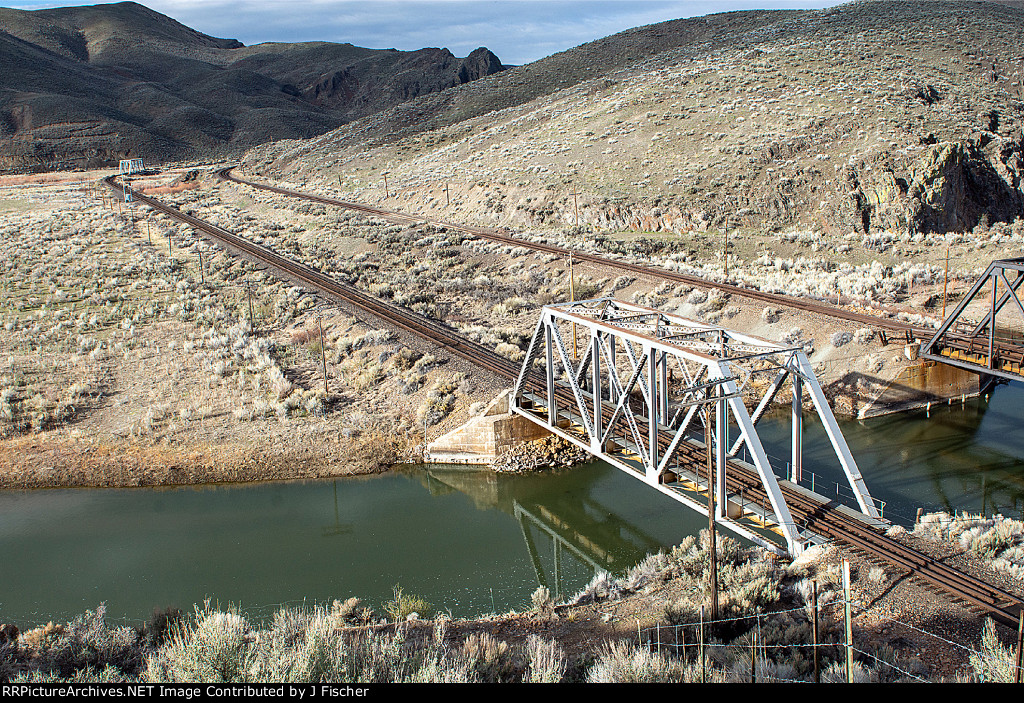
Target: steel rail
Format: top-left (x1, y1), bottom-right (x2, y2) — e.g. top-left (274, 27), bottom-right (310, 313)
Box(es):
top-left (105, 174), bottom-right (1023, 630)
top-left (217, 168), bottom-right (935, 337)
top-left (222, 168), bottom-right (1024, 364)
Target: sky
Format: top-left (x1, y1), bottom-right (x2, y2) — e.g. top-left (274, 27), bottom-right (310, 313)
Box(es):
top-left (2, 1), bottom-right (845, 65)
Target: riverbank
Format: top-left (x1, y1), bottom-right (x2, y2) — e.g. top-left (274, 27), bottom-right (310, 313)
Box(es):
top-left (0, 167), bottom-right (988, 493)
top-left (0, 431), bottom-right (411, 489)
top-left (2, 527), bottom-right (1019, 683)
top-left (0, 173), bottom-right (507, 490)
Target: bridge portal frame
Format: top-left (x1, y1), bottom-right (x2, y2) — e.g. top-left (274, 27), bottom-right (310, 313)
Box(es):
top-left (921, 256), bottom-right (1024, 381)
top-left (511, 298), bottom-right (880, 555)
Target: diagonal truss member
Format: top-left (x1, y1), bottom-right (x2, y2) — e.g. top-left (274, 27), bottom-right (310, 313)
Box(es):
top-left (921, 256), bottom-right (1024, 381)
top-left (511, 298), bottom-right (880, 556)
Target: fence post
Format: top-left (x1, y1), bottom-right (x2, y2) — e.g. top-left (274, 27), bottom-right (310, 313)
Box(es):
top-left (750, 627), bottom-right (757, 683)
top-left (700, 605), bottom-right (706, 683)
top-left (812, 579), bottom-right (820, 684)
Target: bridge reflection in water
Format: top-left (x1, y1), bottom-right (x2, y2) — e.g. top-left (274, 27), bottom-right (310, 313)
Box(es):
top-left (417, 463), bottom-right (702, 597)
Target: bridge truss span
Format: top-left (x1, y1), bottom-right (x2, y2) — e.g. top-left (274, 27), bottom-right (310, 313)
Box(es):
top-left (511, 299), bottom-right (881, 555)
top-left (921, 256), bottom-right (1024, 381)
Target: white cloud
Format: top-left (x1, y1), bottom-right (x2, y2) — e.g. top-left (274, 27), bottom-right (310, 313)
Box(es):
top-left (3, 1), bottom-right (843, 65)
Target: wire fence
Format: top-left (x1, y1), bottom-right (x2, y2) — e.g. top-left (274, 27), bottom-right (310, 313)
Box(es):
top-left (630, 581), bottom-right (1024, 684)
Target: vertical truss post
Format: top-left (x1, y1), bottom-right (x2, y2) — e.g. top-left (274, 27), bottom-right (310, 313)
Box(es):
top-left (591, 329), bottom-right (603, 453)
top-left (608, 336), bottom-right (618, 403)
top-left (647, 345), bottom-right (659, 481)
top-left (990, 273), bottom-right (997, 368)
top-left (546, 323), bottom-right (556, 423)
top-left (658, 351), bottom-right (669, 424)
top-left (791, 373), bottom-right (803, 483)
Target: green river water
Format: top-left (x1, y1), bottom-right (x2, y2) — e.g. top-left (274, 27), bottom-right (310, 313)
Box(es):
top-left (1, 381), bottom-right (1022, 625)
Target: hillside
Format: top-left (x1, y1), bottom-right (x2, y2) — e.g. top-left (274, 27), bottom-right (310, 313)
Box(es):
top-left (0, 2), bottom-right (505, 171)
top-left (243, 0), bottom-right (1024, 247)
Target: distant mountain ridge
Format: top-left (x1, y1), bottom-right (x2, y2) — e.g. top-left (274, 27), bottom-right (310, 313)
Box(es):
top-left (0, 1), bottom-right (505, 171)
top-left (243, 0), bottom-right (1024, 238)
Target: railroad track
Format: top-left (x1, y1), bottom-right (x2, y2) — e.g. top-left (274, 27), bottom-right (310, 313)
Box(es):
top-left (217, 168), bottom-right (934, 339)
top-left (221, 168), bottom-right (1024, 366)
top-left (105, 174), bottom-right (1023, 630)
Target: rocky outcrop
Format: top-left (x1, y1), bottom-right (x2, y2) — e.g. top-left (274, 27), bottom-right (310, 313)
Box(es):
top-left (304, 47), bottom-right (505, 117)
top-left (842, 135), bottom-right (1024, 235)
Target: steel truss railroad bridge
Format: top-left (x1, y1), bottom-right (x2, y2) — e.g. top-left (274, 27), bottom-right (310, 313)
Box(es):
top-left (102, 173), bottom-right (1024, 627)
top-left (922, 256), bottom-right (1024, 382)
top-left (510, 299), bottom-right (881, 556)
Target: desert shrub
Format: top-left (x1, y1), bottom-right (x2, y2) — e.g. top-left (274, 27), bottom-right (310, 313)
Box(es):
top-left (523, 636), bottom-right (567, 683)
top-left (460, 632), bottom-right (519, 682)
top-left (492, 297), bottom-right (530, 316)
top-left (329, 598), bottom-right (363, 626)
top-left (611, 276), bottom-right (635, 291)
top-left (495, 342), bottom-right (525, 361)
top-left (855, 328), bottom-right (875, 344)
top-left (416, 374), bottom-right (462, 426)
top-left (970, 618), bottom-right (1017, 682)
top-left (587, 641), bottom-right (687, 683)
top-left (140, 607), bottom-right (183, 648)
top-left (146, 605), bottom-right (250, 683)
top-left (531, 586), bottom-right (554, 618)
top-left (573, 277), bottom-right (604, 300)
top-left (383, 586), bottom-right (431, 622)
top-left (687, 289), bottom-right (708, 305)
top-left (914, 512), bottom-right (1024, 578)
top-left (13, 605), bottom-right (142, 681)
top-left (831, 331), bottom-right (853, 348)
top-left (390, 348), bottom-right (423, 371)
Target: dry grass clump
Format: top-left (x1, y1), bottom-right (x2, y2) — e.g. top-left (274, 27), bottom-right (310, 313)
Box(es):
top-left (383, 586), bottom-right (432, 622)
top-left (416, 373), bottom-right (466, 426)
top-left (914, 512), bottom-right (1024, 581)
top-left (7, 604), bottom-right (144, 682)
top-left (0, 532), bottom-right (995, 684)
top-left (138, 602), bottom-right (559, 683)
top-left (565, 533), bottom-right (934, 683)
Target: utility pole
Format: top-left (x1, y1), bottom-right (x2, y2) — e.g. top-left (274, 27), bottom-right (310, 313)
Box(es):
top-left (573, 184), bottom-right (580, 227)
top-left (246, 279), bottom-right (255, 331)
top-left (843, 559), bottom-right (854, 683)
top-left (943, 242), bottom-right (951, 318)
top-left (318, 313), bottom-right (329, 397)
top-left (705, 395), bottom-right (719, 625)
top-left (198, 249), bottom-right (204, 286)
top-left (383, 171), bottom-right (389, 198)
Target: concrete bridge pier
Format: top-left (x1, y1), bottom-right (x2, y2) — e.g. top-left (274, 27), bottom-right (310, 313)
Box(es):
top-left (424, 390), bottom-right (552, 464)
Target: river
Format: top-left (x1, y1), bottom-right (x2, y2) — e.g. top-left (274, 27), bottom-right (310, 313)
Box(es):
top-left (1, 381), bottom-right (1022, 625)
